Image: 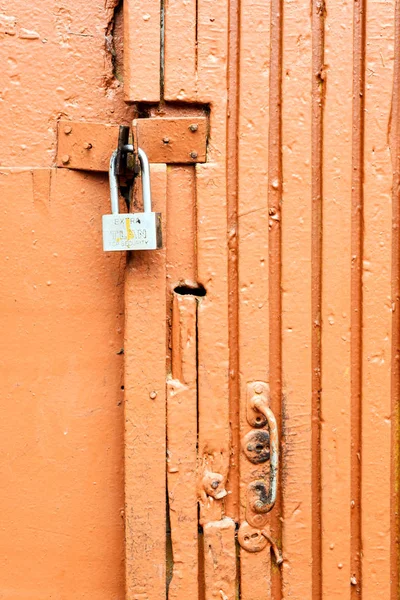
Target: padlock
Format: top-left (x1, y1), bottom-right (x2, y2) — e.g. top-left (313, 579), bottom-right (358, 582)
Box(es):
top-left (102, 147), bottom-right (162, 251)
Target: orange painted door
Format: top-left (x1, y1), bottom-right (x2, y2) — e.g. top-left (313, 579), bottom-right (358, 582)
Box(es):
top-left (1, 0), bottom-right (399, 599)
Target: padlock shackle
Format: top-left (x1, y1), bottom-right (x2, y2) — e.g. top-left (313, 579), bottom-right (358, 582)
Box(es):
top-left (109, 146), bottom-right (151, 214)
top-left (137, 148), bottom-right (152, 213)
top-left (109, 150), bottom-right (119, 215)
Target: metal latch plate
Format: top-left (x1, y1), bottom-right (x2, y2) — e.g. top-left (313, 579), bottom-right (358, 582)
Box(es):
top-left (57, 116), bottom-right (208, 171)
top-left (134, 116), bottom-right (207, 163)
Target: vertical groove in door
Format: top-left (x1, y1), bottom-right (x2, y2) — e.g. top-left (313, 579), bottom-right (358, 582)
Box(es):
top-left (391, 4), bottom-right (400, 596)
top-left (268, 0), bottom-right (283, 596)
top-left (311, 2), bottom-right (324, 596)
top-left (351, 0), bottom-right (366, 594)
top-left (225, 0), bottom-right (241, 523)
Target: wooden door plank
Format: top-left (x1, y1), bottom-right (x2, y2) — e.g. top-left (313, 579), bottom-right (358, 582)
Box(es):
top-left (280, 0), bottom-right (313, 596)
top-left (164, 0), bottom-right (197, 101)
top-left (237, 0), bottom-right (271, 595)
top-left (196, 0), bottom-right (228, 127)
top-left (196, 0), bottom-right (230, 525)
top-left (196, 0), bottom-right (228, 105)
top-left (166, 166), bottom-right (197, 289)
top-left (124, 164), bottom-right (167, 599)
top-left (321, 2), bottom-right (353, 597)
top-left (362, 1), bottom-right (395, 596)
top-left (196, 162), bottom-right (230, 525)
top-left (123, 0), bottom-right (160, 101)
top-left (190, 1), bottom-right (236, 594)
top-left (167, 293), bottom-right (198, 600)
top-left (237, 206), bottom-right (271, 600)
top-left (0, 168), bottom-right (125, 597)
top-left (204, 518), bottom-right (237, 600)
top-left (197, 162), bottom-right (236, 596)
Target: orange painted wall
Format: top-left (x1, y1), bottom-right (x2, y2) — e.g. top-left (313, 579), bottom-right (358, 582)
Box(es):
top-left (0, 1), bottom-right (131, 596)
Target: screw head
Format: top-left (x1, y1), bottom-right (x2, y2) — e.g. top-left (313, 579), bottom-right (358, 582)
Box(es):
top-left (254, 383), bottom-right (263, 394)
top-left (61, 154), bottom-right (70, 164)
top-left (149, 391), bottom-right (157, 400)
top-left (63, 125), bottom-right (72, 135)
top-left (162, 137), bottom-right (170, 144)
top-left (189, 123), bottom-right (198, 132)
top-left (83, 142), bottom-right (92, 149)
top-left (190, 151), bottom-right (198, 160)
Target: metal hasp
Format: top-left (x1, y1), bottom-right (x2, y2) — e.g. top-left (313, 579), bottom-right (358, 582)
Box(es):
top-left (102, 146), bottom-right (162, 252)
top-left (134, 116), bottom-right (207, 163)
top-left (56, 116), bottom-right (208, 171)
top-left (57, 121), bottom-right (122, 171)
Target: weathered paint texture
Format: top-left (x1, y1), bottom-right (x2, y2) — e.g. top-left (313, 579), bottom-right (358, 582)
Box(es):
top-left (1, 0), bottom-right (400, 598)
top-left (167, 294), bottom-right (198, 600)
top-left (0, 169), bottom-right (126, 597)
top-left (0, 0), bottom-right (132, 597)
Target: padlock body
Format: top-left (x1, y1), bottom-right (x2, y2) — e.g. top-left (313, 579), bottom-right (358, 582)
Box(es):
top-left (102, 212), bottom-right (162, 251)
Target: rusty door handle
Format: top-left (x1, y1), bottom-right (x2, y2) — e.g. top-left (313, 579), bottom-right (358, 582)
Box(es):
top-left (249, 396), bottom-right (279, 513)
